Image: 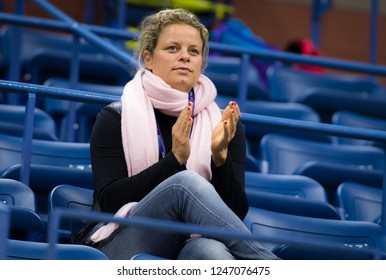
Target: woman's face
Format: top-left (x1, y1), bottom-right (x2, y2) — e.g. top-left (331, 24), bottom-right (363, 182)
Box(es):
top-left (143, 24), bottom-right (203, 92)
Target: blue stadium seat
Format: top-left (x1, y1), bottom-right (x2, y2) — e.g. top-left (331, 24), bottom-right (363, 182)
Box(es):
top-left (267, 66), bottom-right (386, 121)
top-left (216, 95), bottom-right (325, 123)
top-left (336, 182), bottom-right (382, 223)
top-left (332, 110), bottom-right (386, 148)
top-left (48, 184), bottom-right (93, 243)
top-left (233, 99), bottom-right (330, 160)
top-left (245, 171), bottom-right (328, 201)
top-left (5, 239), bottom-right (108, 260)
top-left (0, 178), bottom-right (46, 241)
top-left (205, 56), bottom-right (268, 101)
top-left (272, 243), bottom-right (385, 260)
top-left (44, 77), bottom-right (124, 97)
top-left (259, 133), bottom-right (384, 174)
top-left (216, 96), bottom-right (330, 170)
top-left (244, 172), bottom-right (340, 219)
top-left (0, 26), bottom-right (133, 85)
top-left (268, 66), bottom-right (386, 102)
top-left (245, 190), bottom-right (340, 219)
top-left (0, 203), bottom-right (10, 259)
top-left (0, 104), bottom-right (58, 141)
top-left (1, 164), bottom-right (93, 217)
top-left (43, 78), bottom-right (123, 142)
top-left (244, 207), bottom-right (386, 259)
top-left (295, 161), bottom-right (384, 205)
top-left (131, 253), bottom-right (166, 260)
top-left (0, 133), bottom-right (91, 174)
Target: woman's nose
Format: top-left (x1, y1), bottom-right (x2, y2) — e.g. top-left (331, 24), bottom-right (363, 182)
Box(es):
top-left (179, 49), bottom-right (190, 62)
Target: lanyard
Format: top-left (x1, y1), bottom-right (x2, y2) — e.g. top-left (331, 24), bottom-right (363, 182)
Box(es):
top-left (157, 89), bottom-right (195, 159)
top-left (188, 88), bottom-right (195, 117)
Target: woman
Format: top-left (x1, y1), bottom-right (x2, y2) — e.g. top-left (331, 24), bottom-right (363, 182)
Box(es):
top-left (76, 8), bottom-right (279, 260)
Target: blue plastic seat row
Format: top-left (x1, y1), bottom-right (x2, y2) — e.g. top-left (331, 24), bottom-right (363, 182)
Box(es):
top-left (5, 239), bottom-right (108, 260)
top-left (1, 164), bottom-right (93, 217)
top-left (0, 104), bottom-right (58, 141)
top-left (336, 182), bottom-right (382, 223)
top-left (260, 133), bottom-right (384, 175)
top-left (0, 178), bottom-right (46, 242)
top-left (267, 66), bottom-right (386, 121)
top-left (2, 174), bottom-right (383, 260)
top-left (332, 110), bottom-right (386, 149)
top-left (0, 26), bottom-right (133, 86)
top-left (0, 132), bottom-right (91, 174)
top-left (244, 207), bottom-right (386, 259)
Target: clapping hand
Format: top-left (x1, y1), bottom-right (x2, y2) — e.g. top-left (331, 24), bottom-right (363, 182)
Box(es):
top-left (172, 102), bottom-right (193, 165)
top-left (211, 101), bottom-right (240, 167)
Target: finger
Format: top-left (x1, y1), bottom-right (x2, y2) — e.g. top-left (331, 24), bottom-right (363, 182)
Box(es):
top-left (229, 101), bottom-right (240, 121)
top-left (221, 106), bottom-right (232, 122)
top-left (228, 109), bottom-right (237, 134)
top-left (175, 103), bottom-right (191, 128)
top-left (179, 103), bottom-right (193, 137)
top-left (223, 104), bottom-right (236, 133)
top-left (184, 103), bottom-right (194, 134)
top-left (223, 119), bottom-right (231, 142)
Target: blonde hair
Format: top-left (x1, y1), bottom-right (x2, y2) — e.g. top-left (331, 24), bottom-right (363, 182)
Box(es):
top-left (136, 8), bottom-right (209, 70)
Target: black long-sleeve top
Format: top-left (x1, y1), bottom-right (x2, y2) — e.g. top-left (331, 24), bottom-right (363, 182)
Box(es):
top-left (89, 101), bottom-right (248, 220)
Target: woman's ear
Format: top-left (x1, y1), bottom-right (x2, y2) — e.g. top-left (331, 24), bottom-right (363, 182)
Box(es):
top-left (143, 51), bottom-right (153, 70)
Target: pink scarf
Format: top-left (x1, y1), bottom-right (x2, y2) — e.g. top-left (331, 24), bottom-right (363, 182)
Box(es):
top-left (90, 69), bottom-right (220, 244)
top-left (121, 69), bottom-right (221, 180)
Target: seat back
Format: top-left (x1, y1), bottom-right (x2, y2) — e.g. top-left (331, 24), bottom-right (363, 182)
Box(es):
top-left (1, 26), bottom-right (132, 85)
top-left (217, 98), bottom-right (330, 169)
top-left (246, 190), bottom-right (341, 220)
top-left (220, 99), bottom-right (331, 159)
top-left (260, 133), bottom-right (384, 174)
top-left (332, 110), bottom-right (386, 147)
top-left (48, 184), bottom-right (93, 243)
top-left (1, 164), bottom-right (93, 217)
top-left (0, 178), bottom-right (46, 241)
top-left (5, 239), bottom-right (108, 260)
top-left (337, 182), bottom-right (382, 223)
top-left (244, 172), bottom-right (340, 219)
top-left (272, 243), bottom-right (384, 260)
top-left (0, 203), bottom-right (10, 259)
top-left (267, 66), bottom-right (386, 120)
top-left (245, 172), bottom-right (328, 201)
top-left (244, 207), bottom-right (386, 259)
top-left (268, 66), bottom-right (386, 103)
top-left (295, 161), bottom-right (384, 205)
top-left (43, 78), bottom-right (123, 142)
top-left (0, 133), bottom-right (90, 174)
top-left (205, 56), bottom-right (268, 101)
top-left (0, 178), bottom-right (36, 209)
top-left (0, 26), bottom-right (99, 65)
top-left (131, 253), bottom-right (166, 260)
top-left (0, 104), bottom-right (58, 141)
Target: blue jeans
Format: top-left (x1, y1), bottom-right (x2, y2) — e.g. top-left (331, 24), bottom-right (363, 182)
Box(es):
top-left (97, 170), bottom-right (279, 260)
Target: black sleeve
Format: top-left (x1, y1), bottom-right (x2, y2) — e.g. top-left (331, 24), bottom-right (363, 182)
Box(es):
top-left (211, 120), bottom-right (248, 220)
top-left (90, 106), bottom-right (186, 214)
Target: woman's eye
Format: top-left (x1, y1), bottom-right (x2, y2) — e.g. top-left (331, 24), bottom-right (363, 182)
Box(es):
top-left (189, 49), bottom-right (200, 55)
top-left (166, 46), bottom-right (177, 52)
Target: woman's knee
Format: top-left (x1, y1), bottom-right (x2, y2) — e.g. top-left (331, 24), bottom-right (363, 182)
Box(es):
top-left (165, 170), bottom-right (213, 192)
top-left (174, 170), bottom-right (203, 182)
top-left (177, 237), bottom-right (235, 260)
